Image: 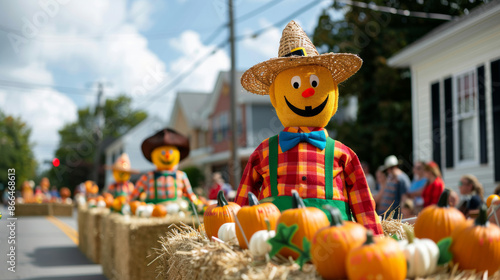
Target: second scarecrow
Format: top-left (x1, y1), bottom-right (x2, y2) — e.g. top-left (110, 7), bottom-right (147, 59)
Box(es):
top-left (104, 153), bottom-right (139, 198)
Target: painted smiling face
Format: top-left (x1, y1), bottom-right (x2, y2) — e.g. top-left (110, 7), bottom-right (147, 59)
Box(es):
top-left (113, 170), bottom-right (131, 183)
top-left (151, 145), bottom-right (180, 171)
top-left (269, 65), bottom-right (338, 128)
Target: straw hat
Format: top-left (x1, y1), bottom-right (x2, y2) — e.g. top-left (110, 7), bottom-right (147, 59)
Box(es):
top-left (241, 20), bottom-right (362, 95)
top-left (106, 153), bottom-right (139, 173)
top-left (141, 128), bottom-right (190, 162)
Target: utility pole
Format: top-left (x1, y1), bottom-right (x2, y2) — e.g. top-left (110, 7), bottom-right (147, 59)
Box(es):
top-left (91, 83), bottom-right (104, 183)
top-left (228, 0), bottom-right (240, 188)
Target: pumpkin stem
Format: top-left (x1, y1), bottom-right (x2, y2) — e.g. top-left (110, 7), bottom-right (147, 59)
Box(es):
top-left (217, 190), bottom-right (228, 207)
top-left (324, 205), bottom-right (344, 227)
top-left (437, 189), bottom-right (450, 207)
top-left (475, 203), bottom-right (489, 226)
top-left (264, 218), bottom-right (271, 232)
top-left (363, 230), bottom-right (375, 245)
top-left (248, 192), bottom-right (260, 206)
top-left (402, 223), bottom-right (414, 244)
top-left (291, 190), bottom-right (306, 209)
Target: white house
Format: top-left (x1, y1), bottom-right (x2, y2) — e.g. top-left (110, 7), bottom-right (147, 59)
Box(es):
top-left (104, 116), bottom-right (165, 186)
top-left (388, 1), bottom-right (500, 194)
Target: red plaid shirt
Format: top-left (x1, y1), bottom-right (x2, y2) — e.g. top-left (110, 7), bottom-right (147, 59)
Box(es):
top-left (106, 182), bottom-right (134, 197)
top-left (235, 127), bottom-right (382, 234)
top-left (422, 176), bottom-right (444, 207)
top-left (130, 170), bottom-right (198, 203)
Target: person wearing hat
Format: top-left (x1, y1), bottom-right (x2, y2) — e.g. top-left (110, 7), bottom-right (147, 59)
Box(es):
top-left (378, 155), bottom-right (410, 216)
top-left (235, 21), bottom-right (382, 234)
top-left (104, 153), bottom-right (139, 198)
top-left (130, 128), bottom-right (199, 204)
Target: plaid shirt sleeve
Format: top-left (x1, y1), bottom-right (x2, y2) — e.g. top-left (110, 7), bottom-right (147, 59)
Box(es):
top-left (130, 173), bottom-right (147, 201)
top-left (342, 145), bottom-right (383, 235)
top-left (235, 142), bottom-right (265, 206)
top-left (180, 171), bottom-right (198, 203)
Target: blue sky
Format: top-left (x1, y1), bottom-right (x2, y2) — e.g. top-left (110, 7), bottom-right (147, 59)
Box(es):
top-left (0, 0), bottom-right (338, 169)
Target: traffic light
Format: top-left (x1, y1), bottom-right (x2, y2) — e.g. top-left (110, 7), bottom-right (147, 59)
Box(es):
top-left (52, 158), bottom-right (60, 167)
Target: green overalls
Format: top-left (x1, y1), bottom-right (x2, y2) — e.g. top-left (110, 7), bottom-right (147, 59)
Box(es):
top-left (260, 135), bottom-right (352, 221)
top-left (145, 171), bottom-right (178, 204)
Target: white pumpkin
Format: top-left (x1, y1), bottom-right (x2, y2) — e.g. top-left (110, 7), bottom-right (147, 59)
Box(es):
top-left (398, 237), bottom-right (439, 278)
top-left (218, 223), bottom-right (237, 243)
top-left (135, 205), bottom-right (146, 217)
top-left (165, 203), bottom-right (180, 214)
top-left (122, 204), bottom-right (131, 215)
top-left (136, 204), bottom-right (154, 218)
top-left (97, 200), bottom-right (107, 208)
top-left (249, 229), bottom-right (276, 257)
top-left (178, 200), bottom-right (189, 211)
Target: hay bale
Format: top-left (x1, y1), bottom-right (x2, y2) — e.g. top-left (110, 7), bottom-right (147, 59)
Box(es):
top-left (51, 203), bottom-right (73, 216)
top-left (111, 215), bottom-right (194, 280)
top-left (101, 212), bottom-right (123, 280)
top-left (86, 207), bottom-right (110, 264)
top-left (77, 206), bottom-right (89, 256)
top-left (16, 203), bottom-right (51, 216)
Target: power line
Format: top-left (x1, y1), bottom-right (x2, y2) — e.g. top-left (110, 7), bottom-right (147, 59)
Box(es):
top-left (0, 79), bottom-right (96, 96)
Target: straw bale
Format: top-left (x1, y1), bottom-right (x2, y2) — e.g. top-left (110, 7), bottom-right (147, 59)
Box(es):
top-left (100, 212), bottom-right (123, 280)
top-left (16, 203), bottom-right (50, 216)
top-left (111, 214), bottom-right (194, 280)
top-left (86, 207), bottom-right (109, 264)
top-left (51, 203), bottom-right (73, 216)
top-left (77, 206), bottom-right (89, 256)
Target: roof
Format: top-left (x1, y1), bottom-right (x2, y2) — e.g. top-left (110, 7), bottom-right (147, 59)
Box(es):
top-left (176, 91), bottom-right (210, 128)
top-left (388, 0), bottom-right (500, 67)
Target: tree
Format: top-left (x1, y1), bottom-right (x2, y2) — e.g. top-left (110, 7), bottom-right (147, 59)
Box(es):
top-left (313, 0), bottom-right (486, 171)
top-left (0, 110), bottom-right (37, 189)
top-left (48, 95), bottom-right (147, 191)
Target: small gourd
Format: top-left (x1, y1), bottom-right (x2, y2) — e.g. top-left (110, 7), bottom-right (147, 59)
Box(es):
top-left (218, 222), bottom-right (237, 243)
top-left (165, 202), bottom-right (180, 214)
top-left (398, 224), bottom-right (439, 278)
top-left (203, 191), bottom-right (241, 240)
top-left (249, 219), bottom-right (276, 257)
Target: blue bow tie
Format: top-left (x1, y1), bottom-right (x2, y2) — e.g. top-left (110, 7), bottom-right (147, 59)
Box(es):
top-left (279, 130), bottom-right (327, 152)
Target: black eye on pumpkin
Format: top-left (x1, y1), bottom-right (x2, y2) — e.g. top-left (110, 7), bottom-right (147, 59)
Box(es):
top-left (291, 76), bottom-right (301, 89)
top-left (310, 75), bottom-right (319, 88)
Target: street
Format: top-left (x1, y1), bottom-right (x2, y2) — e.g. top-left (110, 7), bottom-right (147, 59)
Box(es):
top-left (0, 207), bottom-right (106, 280)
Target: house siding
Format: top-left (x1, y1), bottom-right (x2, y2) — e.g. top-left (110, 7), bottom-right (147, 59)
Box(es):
top-left (410, 21), bottom-right (500, 194)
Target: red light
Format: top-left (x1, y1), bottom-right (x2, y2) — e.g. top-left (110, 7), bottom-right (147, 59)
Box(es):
top-left (52, 158), bottom-right (60, 167)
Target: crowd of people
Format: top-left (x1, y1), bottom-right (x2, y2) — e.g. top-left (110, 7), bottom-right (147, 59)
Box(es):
top-left (366, 155), bottom-right (500, 220)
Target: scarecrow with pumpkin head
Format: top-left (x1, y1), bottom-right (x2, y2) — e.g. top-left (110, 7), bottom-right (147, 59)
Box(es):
top-left (130, 128), bottom-right (200, 205)
top-left (235, 21), bottom-right (382, 234)
top-left (104, 153), bottom-right (139, 198)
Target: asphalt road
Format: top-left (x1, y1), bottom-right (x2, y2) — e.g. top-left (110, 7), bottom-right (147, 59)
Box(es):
top-left (0, 206), bottom-right (107, 280)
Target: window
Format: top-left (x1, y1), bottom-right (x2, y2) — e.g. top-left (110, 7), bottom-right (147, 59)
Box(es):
top-left (454, 70), bottom-right (477, 164)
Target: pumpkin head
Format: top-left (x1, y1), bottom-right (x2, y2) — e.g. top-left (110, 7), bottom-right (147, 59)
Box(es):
top-left (152, 204), bottom-right (167, 217)
top-left (203, 190), bottom-right (241, 240)
top-left (311, 206), bottom-right (366, 280)
top-left (414, 189), bottom-right (465, 243)
top-left (450, 204), bottom-right (500, 274)
top-left (235, 192), bottom-right (281, 249)
top-left (276, 191), bottom-right (329, 259)
top-left (347, 230), bottom-right (407, 280)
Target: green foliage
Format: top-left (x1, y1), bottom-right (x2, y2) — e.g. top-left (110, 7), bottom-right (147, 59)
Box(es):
top-left (0, 110), bottom-right (37, 189)
top-left (183, 166), bottom-right (205, 189)
top-left (48, 95), bottom-right (147, 192)
top-left (268, 223), bottom-right (311, 269)
top-left (314, 0), bottom-right (486, 169)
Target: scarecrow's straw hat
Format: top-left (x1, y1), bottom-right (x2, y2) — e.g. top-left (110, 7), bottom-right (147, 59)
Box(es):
top-left (106, 153), bottom-right (139, 173)
top-left (241, 20), bottom-right (362, 95)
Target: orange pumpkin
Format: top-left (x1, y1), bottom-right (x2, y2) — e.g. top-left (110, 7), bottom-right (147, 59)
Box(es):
top-left (203, 190), bottom-right (241, 240)
top-left (96, 195), bottom-right (104, 202)
top-left (311, 206), bottom-right (367, 280)
top-left (103, 193), bottom-right (114, 208)
top-left (152, 204), bottom-right (167, 217)
top-left (347, 230), bottom-right (407, 280)
top-left (235, 192), bottom-right (281, 249)
top-left (486, 194), bottom-right (500, 208)
top-left (60, 187), bottom-right (71, 199)
top-left (276, 191), bottom-right (329, 259)
top-left (414, 189), bottom-right (465, 243)
top-left (112, 196), bottom-right (128, 212)
top-left (450, 204), bottom-right (500, 274)
top-left (129, 201), bottom-right (144, 215)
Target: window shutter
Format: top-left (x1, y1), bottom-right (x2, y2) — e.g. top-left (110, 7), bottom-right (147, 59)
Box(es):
top-left (444, 77), bottom-right (454, 168)
top-left (477, 65), bottom-right (487, 164)
top-left (431, 82), bottom-right (441, 168)
top-left (491, 59), bottom-right (500, 181)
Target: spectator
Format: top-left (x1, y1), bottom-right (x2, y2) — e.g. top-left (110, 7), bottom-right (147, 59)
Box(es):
top-left (457, 174), bottom-right (484, 217)
top-left (208, 172), bottom-right (232, 200)
top-left (401, 199), bottom-right (415, 218)
top-left (420, 161), bottom-right (445, 207)
top-left (373, 166), bottom-right (387, 211)
top-left (494, 184), bottom-right (500, 196)
top-left (409, 161), bottom-right (428, 207)
top-left (361, 161), bottom-right (377, 196)
top-left (378, 155), bottom-right (410, 217)
top-left (448, 189), bottom-right (460, 207)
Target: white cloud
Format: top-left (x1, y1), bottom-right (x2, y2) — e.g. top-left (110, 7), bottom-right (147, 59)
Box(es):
top-left (241, 18), bottom-right (280, 60)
